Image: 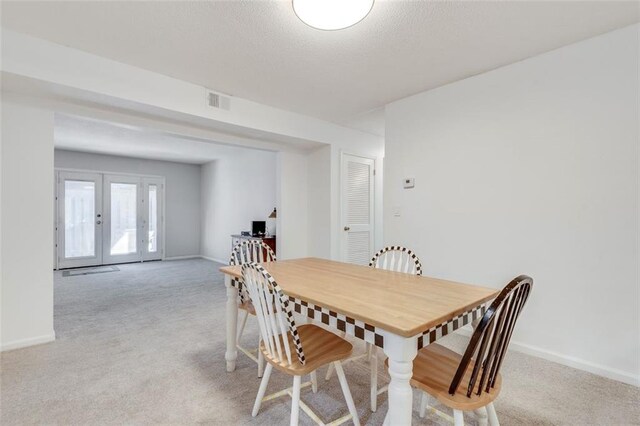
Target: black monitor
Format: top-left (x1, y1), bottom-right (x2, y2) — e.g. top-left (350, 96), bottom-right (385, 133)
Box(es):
top-left (252, 221), bottom-right (266, 237)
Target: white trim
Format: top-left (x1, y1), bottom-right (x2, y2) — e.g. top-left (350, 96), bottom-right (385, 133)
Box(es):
top-left (165, 255), bottom-right (228, 264)
top-left (1, 332), bottom-right (56, 352)
top-left (199, 255), bottom-right (228, 265)
top-left (455, 327), bottom-right (639, 387)
top-left (164, 255), bottom-right (202, 261)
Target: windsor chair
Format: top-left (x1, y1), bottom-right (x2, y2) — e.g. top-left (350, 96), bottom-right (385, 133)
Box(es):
top-left (326, 245), bottom-right (423, 412)
top-left (229, 240), bottom-right (276, 377)
top-left (404, 275), bottom-right (533, 426)
top-left (242, 263), bottom-right (360, 426)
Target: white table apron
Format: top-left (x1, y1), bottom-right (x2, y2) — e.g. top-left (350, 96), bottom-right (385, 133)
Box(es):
top-left (223, 274), bottom-right (486, 425)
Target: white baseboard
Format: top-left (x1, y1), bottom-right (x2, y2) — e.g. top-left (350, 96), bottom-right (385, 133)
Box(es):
top-left (164, 255), bottom-right (227, 264)
top-left (1, 332), bottom-right (56, 352)
top-left (454, 327), bottom-right (639, 387)
top-left (199, 255), bottom-right (228, 265)
top-left (163, 255), bottom-right (201, 261)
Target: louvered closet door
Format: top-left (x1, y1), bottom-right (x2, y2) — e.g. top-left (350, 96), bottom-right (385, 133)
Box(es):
top-left (340, 154), bottom-right (375, 265)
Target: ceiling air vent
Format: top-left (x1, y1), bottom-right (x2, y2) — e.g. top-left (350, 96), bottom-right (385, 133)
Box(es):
top-left (206, 90), bottom-right (231, 111)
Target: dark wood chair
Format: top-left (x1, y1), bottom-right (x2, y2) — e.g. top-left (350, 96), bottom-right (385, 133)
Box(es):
top-left (392, 275), bottom-right (533, 426)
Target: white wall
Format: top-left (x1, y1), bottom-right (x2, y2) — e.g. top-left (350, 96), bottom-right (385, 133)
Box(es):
top-left (277, 151), bottom-right (309, 260)
top-left (200, 149), bottom-right (277, 262)
top-left (384, 25), bottom-right (639, 385)
top-left (307, 145), bottom-right (332, 258)
top-left (54, 149), bottom-right (201, 258)
top-left (1, 100), bottom-right (56, 351)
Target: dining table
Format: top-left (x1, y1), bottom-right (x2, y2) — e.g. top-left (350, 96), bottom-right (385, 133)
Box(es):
top-left (219, 257), bottom-right (498, 425)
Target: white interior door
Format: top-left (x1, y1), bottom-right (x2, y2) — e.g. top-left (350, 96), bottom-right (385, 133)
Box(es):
top-left (340, 153), bottom-right (375, 265)
top-left (57, 172), bottom-right (103, 268)
top-left (103, 175), bottom-right (141, 265)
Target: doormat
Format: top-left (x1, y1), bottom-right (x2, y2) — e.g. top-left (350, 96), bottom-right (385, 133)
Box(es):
top-left (62, 266), bottom-right (120, 277)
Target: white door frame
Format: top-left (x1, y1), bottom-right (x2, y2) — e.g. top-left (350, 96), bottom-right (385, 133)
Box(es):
top-left (57, 171), bottom-right (104, 269)
top-left (339, 152), bottom-right (375, 264)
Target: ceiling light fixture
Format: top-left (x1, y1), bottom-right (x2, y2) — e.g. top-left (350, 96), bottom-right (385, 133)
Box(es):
top-left (293, 0), bottom-right (374, 31)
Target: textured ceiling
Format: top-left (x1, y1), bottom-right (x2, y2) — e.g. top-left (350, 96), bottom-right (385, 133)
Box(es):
top-left (55, 114), bottom-right (269, 164)
top-left (3, 1), bottom-right (639, 124)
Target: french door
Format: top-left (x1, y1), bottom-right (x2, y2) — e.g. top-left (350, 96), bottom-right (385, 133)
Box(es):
top-left (56, 172), bottom-right (164, 269)
top-left (57, 172), bottom-right (103, 269)
top-left (340, 153), bottom-right (375, 265)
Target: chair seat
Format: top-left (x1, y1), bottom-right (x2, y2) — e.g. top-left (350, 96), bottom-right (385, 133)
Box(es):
top-left (386, 343), bottom-right (502, 411)
top-left (239, 300), bottom-right (256, 315)
top-left (261, 324), bottom-right (352, 376)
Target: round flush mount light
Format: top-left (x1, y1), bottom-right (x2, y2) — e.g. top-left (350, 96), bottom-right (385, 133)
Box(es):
top-left (293, 0), bottom-right (374, 31)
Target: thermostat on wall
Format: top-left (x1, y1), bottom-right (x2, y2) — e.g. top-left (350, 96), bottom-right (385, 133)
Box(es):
top-left (403, 178), bottom-right (415, 189)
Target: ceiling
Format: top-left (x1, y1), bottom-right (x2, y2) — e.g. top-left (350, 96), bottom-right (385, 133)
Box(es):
top-left (3, 1), bottom-right (639, 124)
top-left (55, 114), bottom-right (271, 164)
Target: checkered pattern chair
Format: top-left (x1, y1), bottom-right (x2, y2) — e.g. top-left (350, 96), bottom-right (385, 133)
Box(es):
top-left (325, 246), bottom-right (423, 412)
top-left (368, 246), bottom-right (423, 411)
top-left (229, 240), bottom-right (276, 377)
top-left (243, 263), bottom-right (360, 426)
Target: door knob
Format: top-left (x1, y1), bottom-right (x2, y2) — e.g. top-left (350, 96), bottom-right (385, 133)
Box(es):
top-left (96, 220), bottom-right (102, 225)
top-left (344, 226), bottom-right (350, 231)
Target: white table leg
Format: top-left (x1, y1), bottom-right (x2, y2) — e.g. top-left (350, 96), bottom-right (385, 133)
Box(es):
top-left (382, 332), bottom-right (418, 425)
top-left (225, 274), bottom-right (238, 372)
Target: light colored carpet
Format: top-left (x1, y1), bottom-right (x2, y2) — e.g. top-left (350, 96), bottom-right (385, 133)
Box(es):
top-left (1, 259), bottom-right (638, 425)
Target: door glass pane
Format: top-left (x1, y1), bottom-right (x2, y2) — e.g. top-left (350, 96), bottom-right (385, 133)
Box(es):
top-left (64, 180), bottom-right (95, 258)
top-left (148, 185), bottom-right (158, 253)
top-left (110, 183), bottom-right (137, 255)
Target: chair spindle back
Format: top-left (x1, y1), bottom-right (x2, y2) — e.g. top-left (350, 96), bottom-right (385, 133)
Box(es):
top-left (229, 240), bottom-right (277, 303)
top-left (241, 263), bottom-right (306, 366)
top-left (230, 240), bottom-right (276, 265)
top-left (369, 246), bottom-right (423, 275)
top-left (449, 275), bottom-right (533, 398)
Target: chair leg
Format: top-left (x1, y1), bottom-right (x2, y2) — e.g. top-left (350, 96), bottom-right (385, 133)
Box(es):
top-left (453, 409), bottom-right (464, 426)
top-left (236, 310), bottom-right (248, 344)
top-left (366, 342), bottom-right (373, 362)
top-left (252, 363), bottom-right (273, 417)
top-left (474, 407), bottom-right (488, 426)
top-left (257, 339), bottom-right (264, 378)
top-left (419, 392), bottom-right (429, 418)
top-left (370, 349), bottom-right (378, 412)
top-left (486, 403), bottom-right (500, 426)
top-left (333, 361), bottom-right (361, 426)
top-left (310, 370), bottom-right (318, 393)
top-left (325, 331), bottom-right (346, 381)
top-left (325, 362), bottom-right (335, 381)
top-left (290, 375), bottom-right (302, 426)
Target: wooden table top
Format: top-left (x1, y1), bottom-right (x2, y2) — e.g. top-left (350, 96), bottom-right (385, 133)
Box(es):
top-left (220, 257), bottom-right (499, 338)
